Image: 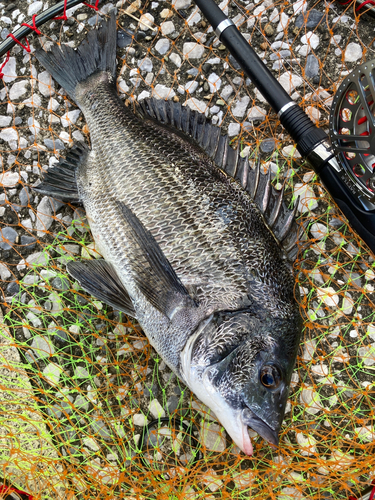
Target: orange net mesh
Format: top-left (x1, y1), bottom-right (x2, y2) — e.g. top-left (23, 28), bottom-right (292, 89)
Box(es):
top-left (0, 1), bottom-right (375, 499)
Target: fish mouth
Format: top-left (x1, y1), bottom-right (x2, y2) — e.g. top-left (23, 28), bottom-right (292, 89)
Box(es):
top-left (242, 408), bottom-right (279, 447)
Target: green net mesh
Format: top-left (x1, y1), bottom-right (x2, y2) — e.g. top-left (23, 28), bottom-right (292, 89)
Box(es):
top-left (0, 0), bottom-right (375, 499)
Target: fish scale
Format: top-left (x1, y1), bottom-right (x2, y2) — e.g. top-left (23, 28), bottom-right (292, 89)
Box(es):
top-left (33, 10), bottom-right (303, 456)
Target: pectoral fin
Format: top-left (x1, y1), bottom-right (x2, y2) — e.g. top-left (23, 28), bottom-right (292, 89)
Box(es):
top-left (116, 201), bottom-right (197, 319)
top-left (67, 258), bottom-right (137, 318)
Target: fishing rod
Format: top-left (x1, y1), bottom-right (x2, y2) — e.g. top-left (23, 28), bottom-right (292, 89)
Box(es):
top-left (193, 0), bottom-right (375, 255)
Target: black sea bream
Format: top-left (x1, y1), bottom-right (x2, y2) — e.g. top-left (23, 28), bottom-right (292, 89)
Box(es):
top-left (33, 11), bottom-right (303, 456)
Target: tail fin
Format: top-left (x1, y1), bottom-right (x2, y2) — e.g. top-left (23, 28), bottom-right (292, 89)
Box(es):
top-left (35, 9), bottom-right (117, 102)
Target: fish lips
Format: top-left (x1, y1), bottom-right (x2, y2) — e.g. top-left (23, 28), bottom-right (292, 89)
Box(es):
top-left (242, 408), bottom-right (279, 447)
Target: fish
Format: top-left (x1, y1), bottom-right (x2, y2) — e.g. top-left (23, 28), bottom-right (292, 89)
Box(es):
top-left (32, 10), bottom-right (303, 456)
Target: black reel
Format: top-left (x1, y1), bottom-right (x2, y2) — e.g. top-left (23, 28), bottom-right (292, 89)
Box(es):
top-left (329, 59), bottom-right (375, 209)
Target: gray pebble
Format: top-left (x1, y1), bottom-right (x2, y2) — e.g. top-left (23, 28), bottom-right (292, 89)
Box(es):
top-left (260, 138), bottom-right (276, 153)
top-left (0, 226), bottom-right (18, 250)
top-left (31, 335), bottom-right (55, 359)
top-left (6, 281), bottom-right (19, 296)
top-left (36, 196), bottom-right (54, 237)
top-left (44, 138), bottom-right (65, 150)
top-left (5, 3), bottom-right (17, 11)
top-left (143, 383), bottom-right (159, 399)
top-left (49, 197), bottom-right (65, 212)
top-left (342, 272), bottom-right (362, 288)
top-left (19, 186), bottom-right (31, 206)
top-left (305, 55), bottom-right (319, 79)
top-left (295, 9), bottom-right (325, 29)
top-left (173, 386), bottom-right (182, 396)
top-left (88, 14), bottom-right (103, 26)
top-left (20, 235), bottom-right (37, 249)
top-left (90, 418), bottom-right (112, 440)
top-left (74, 394), bottom-right (89, 411)
top-left (1, 28), bottom-right (9, 40)
top-left (117, 30), bottom-right (133, 48)
top-left (270, 50), bottom-right (291, 60)
top-left (167, 394), bottom-right (180, 413)
top-left (47, 405), bottom-right (63, 419)
top-left (51, 276), bottom-right (70, 291)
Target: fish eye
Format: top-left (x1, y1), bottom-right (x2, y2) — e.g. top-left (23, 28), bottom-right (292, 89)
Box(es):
top-left (259, 364), bottom-right (282, 389)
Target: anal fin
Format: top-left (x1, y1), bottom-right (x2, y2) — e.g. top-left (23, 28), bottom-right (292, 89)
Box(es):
top-left (32, 142), bottom-right (89, 203)
top-left (67, 259), bottom-right (137, 318)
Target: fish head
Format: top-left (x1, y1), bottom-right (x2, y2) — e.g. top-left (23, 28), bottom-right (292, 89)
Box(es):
top-left (180, 312), bottom-right (301, 455)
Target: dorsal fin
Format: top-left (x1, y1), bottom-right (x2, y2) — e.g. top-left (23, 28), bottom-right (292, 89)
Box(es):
top-left (137, 98), bottom-right (304, 261)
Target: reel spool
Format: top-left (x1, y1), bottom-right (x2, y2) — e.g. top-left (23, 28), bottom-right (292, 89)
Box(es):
top-left (329, 59), bottom-right (375, 210)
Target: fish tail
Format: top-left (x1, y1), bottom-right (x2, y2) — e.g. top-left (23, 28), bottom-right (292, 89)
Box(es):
top-left (35, 10), bottom-right (117, 103)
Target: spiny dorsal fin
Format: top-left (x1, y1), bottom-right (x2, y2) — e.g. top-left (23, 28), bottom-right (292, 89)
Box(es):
top-left (137, 98), bottom-right (304, 261)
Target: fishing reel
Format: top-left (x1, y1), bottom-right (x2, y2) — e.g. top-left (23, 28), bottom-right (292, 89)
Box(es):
top-left (329, 59), bottom-right (375, 211)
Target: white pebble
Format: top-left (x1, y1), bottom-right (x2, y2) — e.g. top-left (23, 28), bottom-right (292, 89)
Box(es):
top-left (170, 53), bottom-right (181, 67)
top-left (0, 263), bottom-right (11, 280)
top-left (137, 91), bottom-right (151, 100)
top-left (0, 115), bottom-right (12, 127)
top-left (295, 432), bottom-right (317, 456)
top-left (183, 42), bottom-right (205, 60)
top-left (38, 70), bottom-right (55, 96)
top-left (9, 80), bottom-right (28, 100)
top-left (139, 13), bottom-right (154, 30)
top-left (0, 127), bottom-right (18, 143)
top-left (184, 97), bottom-right (207, 115)
top-left (247, 105), bottom-right (267, 122)
top-left (310, 222), bottom-right (327, 240)
top-left (155, 38), bottom-right (170, 55)
top-left (23, 94), bottom-right (42, 108)
top-left (1, 57), bottom-right (16, 83)
top-left (43, 363), bottom-right (63, 386)
top-left (172, 0), bottom-right (192, 9)
top-left (344, 42), bottom-right (362, 63)
top-left (48, 97), bottom-right (59, 112)
top-left (298, 45), bottom-right (310, 57)
top-left (299, 385), bottom-right (323, 414)
top-left (133, 413), bottom-right (148, 426)
top-left (161, 21), bottom-right (175, 35)
top-left (301, 31), bottom-right (319, 50)
top-left (316, 287), bottom-right (339, 308)
top-left (293, 183), bottom-right (318, 212)
top-left (149, 399), bottom-right (165, 419)
top-left (184, 81), bottom-right (198, 94)
top-left (278, 72), bottom-right (303, 94)
top-left (207, 73), bottom-right (222, 93)
top-left (341, 292), bottom-right (354, 315)
top-left (277, 12), bottom-right (289, 32)
top-left (28, 117), bottom-right (41, 136)
top-left (28, 1), bottom-right (43, 16)
top-left (302, 339), bottom-right (316, 362)
top-left (61, 109), bottom-right (81, 128)
top-left (187, 8), bottom-right (201, 26)
top-left (232, 95), bottom-right (250, 118)
top-left (160, 8), bottom-right (173, 18)
top-left (357, 343), bottom-right (375, 366)
top-left (200, 421), bottom-right (226, 452)
top-left (305, 106), bottom-right (321, 123)
top-left (152, 84), bottom-right (175, 100)
top-left (228, 122), bottom-right (240, 137)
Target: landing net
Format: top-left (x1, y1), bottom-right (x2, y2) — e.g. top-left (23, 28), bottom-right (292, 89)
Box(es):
top-left (0, 1), bottom-right (374, 499)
